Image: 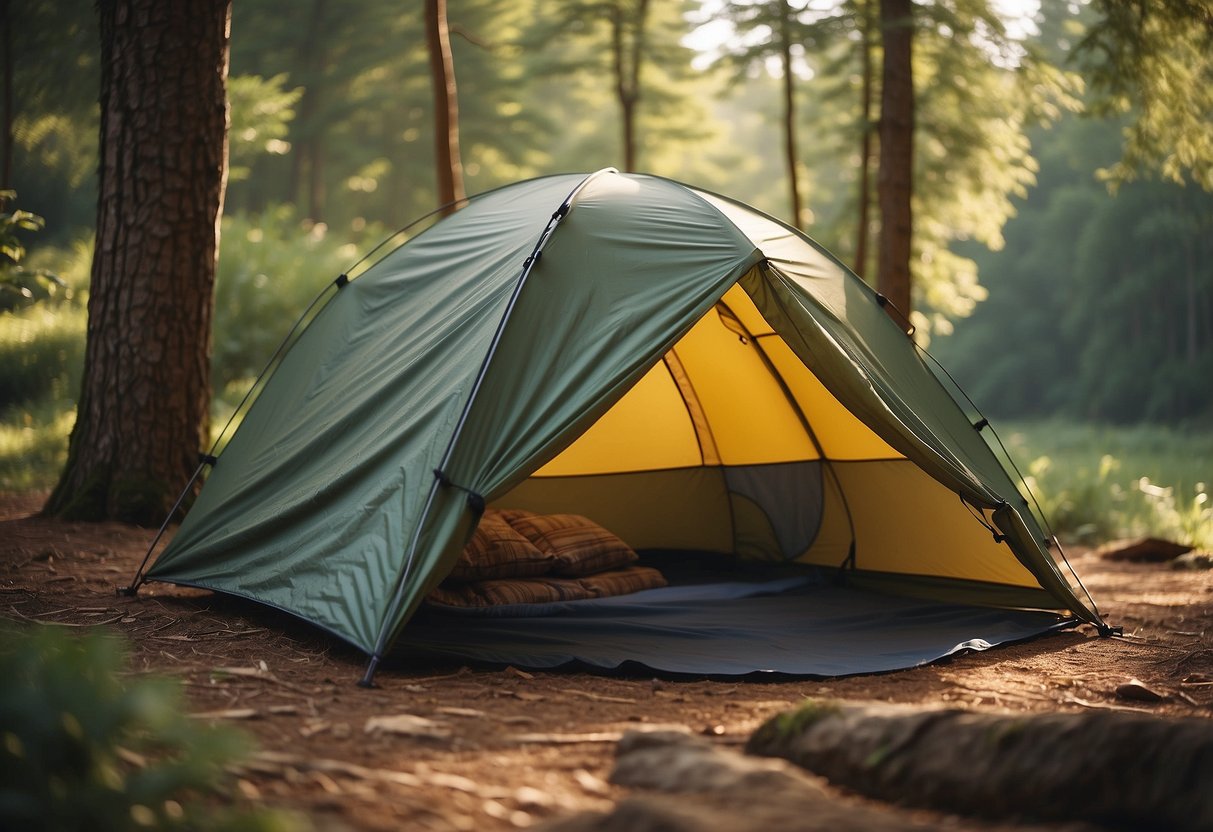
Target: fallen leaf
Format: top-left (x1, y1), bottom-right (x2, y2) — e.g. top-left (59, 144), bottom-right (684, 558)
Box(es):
top-left (364, 714), bottom-right (452, 739)
top-left (573, 768), bottom-right (610, 796)
top-left (191, 708), bottom-right (260, 720)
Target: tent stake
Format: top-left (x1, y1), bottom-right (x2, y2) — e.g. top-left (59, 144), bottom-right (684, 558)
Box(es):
top-left (358, 655), bottom-right (381, 688)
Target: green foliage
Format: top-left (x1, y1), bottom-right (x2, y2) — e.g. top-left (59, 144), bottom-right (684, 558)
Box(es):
top-left (0, 236), bottom-right (90, 489)
top-left (1001, 422), bottom-right (1213, 548)
top-left (0, 401), bottom-right (75, 490)
top-left (227, 75), bottom-right (303, 185)
top-left (0, 302), bottom-right (85, 410)
top-left (933, 110), bottom-right (1213, 423)
top-left (1074, 0), bottom-right (1213, 190)
top-left (0, 194), bottom-right (69, 312)
top-left (6, 2), bottom-right (101, 238)
top-left (0, 625), bottom-right (302, 832)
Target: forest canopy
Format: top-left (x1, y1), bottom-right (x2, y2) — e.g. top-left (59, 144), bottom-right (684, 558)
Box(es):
top-left (3, 0), bottom-right (1211, 425)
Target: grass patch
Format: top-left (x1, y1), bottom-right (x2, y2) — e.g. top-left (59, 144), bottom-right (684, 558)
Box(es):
top-left (997, 421), bottom-right (1212, 549)
top-left (0, 403), bottom-right (74, 491)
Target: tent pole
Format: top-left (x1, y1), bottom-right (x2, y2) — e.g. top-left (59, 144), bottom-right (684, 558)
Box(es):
top-left (358, 655), bottom-right (381, 688)
top-left (366, 169), bottom-right (619, 665)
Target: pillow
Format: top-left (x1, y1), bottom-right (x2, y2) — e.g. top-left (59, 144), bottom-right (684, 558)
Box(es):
top-left (447, 512), bottom-right (553, 581)
top-left (578, 566), bottom-right (667, 598)
top-left (492, 507), bottom-right (537, 525)
top-left (506, 513), bottom-right (638, 576)
top-left (427, 576), bottom-right (596, 608)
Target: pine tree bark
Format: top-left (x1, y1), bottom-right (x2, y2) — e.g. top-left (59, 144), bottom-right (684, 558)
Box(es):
top-left (45, 0), bottom-right (230, 525)
top-left (425, 0), bottom-right (465, 214)
top-left (876, 0), bottom-right (913, 320)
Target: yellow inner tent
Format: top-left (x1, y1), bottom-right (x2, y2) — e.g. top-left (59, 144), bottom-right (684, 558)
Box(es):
top-left (500, 283), bottom-right (1041, 591)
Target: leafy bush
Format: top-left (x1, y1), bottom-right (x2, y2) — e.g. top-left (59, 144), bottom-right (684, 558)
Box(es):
top-left (0, 625), bottom-right (302, 832)
top-left (0, 193), bottom-right (68, 313)
top-left (0, 302), bottom-right (86, 407)
top-left (1004, 422), bottom-right (1213, 549)
top-left (0, 402), bottom-right (75, 490)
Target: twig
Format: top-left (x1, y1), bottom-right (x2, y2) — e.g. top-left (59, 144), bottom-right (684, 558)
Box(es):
top-left (1062, 695), bottom-right (1153, 714)
top-left (559, 688), bottom-right (638, 704)
top-left (5, 607), bottom-right (124, 627)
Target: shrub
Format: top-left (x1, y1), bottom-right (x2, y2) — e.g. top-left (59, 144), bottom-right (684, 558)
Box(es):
top-left (0, 625), bottom-right (304, 832)
top-left (1007, 422), bottom-right (1213, 549)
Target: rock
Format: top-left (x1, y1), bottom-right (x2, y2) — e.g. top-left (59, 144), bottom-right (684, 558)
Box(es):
top-left (1098, 537), bottom-right (1192, 562)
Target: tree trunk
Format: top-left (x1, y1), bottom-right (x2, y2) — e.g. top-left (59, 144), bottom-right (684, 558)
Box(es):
top-left (290, 0), bottom-right (326, 219)
top-left (854, 0), bottom-right (875, 279)
top-left (779, 1), bottom-right (803, 229)
top-left (749, 700), bottom-right (1213, 832)
top-left (45, 0), bottom-right (230, 525)
top-left (1, 0), bottom-right (12, 196)
top-left (612, 0), bottom-right (649, 173)
top-left (876, 0), bottom-right (913, 321)
top-left (425, 0), bottom-right (465, 214)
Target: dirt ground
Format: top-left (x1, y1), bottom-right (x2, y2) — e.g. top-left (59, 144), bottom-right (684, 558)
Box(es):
top-left (3, 490), bottom-right (1212, 831)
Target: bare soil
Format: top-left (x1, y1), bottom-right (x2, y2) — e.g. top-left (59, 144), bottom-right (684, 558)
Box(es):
top-left (3, 491), bottom-right (1212, 831)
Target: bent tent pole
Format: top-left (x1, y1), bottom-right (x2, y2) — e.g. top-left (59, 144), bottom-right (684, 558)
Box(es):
top-left (358, 168), bottom-right (621, 688)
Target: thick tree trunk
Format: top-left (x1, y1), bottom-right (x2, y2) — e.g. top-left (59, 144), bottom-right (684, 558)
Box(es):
top-left (749, 701), bottom-right (1213, 832)
top-left (876, 0), bottom-right (913, 320)
top-left (854, 1), bottom-right (875, 279)
top-left (45, 0), bottom-right (230, 525)
top-left (425, 0), bottom-right (465, 214)
top-left (779, 1), bottom-right (802, 229)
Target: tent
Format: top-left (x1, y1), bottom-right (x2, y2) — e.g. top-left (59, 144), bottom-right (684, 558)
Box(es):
top-left (141, 170), bottom-right (1108, 683)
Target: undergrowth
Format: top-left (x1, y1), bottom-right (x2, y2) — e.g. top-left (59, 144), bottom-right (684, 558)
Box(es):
top-left (999, 422), bottom-right (1212, 549)
top-left (0, 624), bottom-right (305, 831)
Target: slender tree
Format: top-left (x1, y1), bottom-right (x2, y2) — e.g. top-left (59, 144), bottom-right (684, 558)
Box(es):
top-left (46, 0), bottom-right (231, 524)
top-left (425, 0), bottom-right (465, 213)
top-left (876, 0), bottom-right (913, 319)
top-left (610, 0), bottom-right (651, 172)
top-left (776, 1), bottom-right (803, 227)
top-left (1, 0), bottom-right (11, 197)
top-left (853, 0), bottom-right (875, 278)
top-left (289, 0), bottom-right (328, 220)
top-left (719, 0), bottom-right (824, 228)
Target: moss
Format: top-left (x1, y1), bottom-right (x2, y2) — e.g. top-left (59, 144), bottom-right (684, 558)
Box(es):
top-left (109, 474), bottom-right (171, 527)
top-left (46, 464), bottom-right (170, 527)
top-left (47, 468), bottom-right (111, 522)
top-left (747, 699), bottom-right (843, 754)
top-left (773, 699), bottom-right (843, 737)
top-left (864, 744), bottom-right (892, 768)
top-left (985, 718), bottom-right (1029, 749)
